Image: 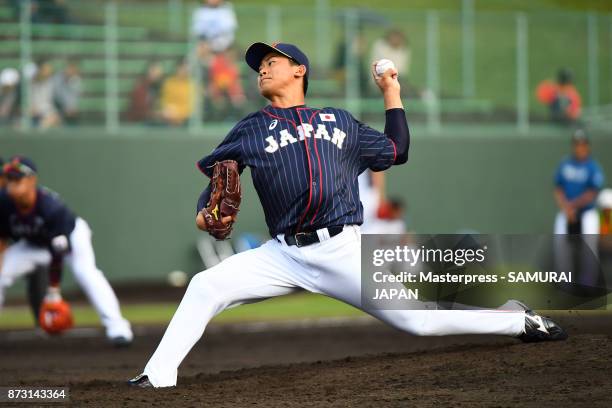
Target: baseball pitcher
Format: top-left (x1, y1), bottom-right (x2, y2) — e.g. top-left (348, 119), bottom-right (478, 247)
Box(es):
top-left (129, 42), bottom-right (567, 388)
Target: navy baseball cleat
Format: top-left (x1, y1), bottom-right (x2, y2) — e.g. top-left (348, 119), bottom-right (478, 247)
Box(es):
top-left (127, 374), bottom-right (153, 388)
top-left (519, 310), bottom-right (567, 343)
top-left (519, 310), bottom-right (568, 343)
top-left (504, 299), bottom-right (568, 342)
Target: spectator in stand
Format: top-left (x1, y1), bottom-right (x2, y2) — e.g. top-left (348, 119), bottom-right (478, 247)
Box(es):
top-left (10, 0), bottom-right (69, 23)
top-left (599, 189), bottom-right (612, 236)
top-left (0, 68), bottom-right (21, 126)
top-left (53, 59), bottom-right (82, 125)
top-left (371, 29), bottom-right (411, 77)
top-left (370, 29), bottom-right (411, 94)
top-left (32, 0), bottom-right (70, 24)
top-left (333, 30), bottom-right (370, 96)
top-left (9, 0), bottom-right (22, 21)
top-left (536, 68), bottom-right (582, 125)
top-left (160, 60), bottom-right (195, 126)
top-left (376, 197), bottom-right (407, 234)
top-left (208, 46), bottom-right (246, 120)
top-left (31, 59), bottom-right (61, 130)
top-left (127, 61), bottom-right (165, 124)
top-left (192, 0), bottom-right (238, 66)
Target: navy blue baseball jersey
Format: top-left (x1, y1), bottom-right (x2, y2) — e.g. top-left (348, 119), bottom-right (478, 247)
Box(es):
top-left (0, 187), bottom-right (76, 253)
top-left (197, 105), bottom-right (405, 237)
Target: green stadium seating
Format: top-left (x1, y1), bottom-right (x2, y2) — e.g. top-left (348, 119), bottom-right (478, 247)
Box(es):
top-left (0, 23), bottom-right (148, 40)
top-left (306, 79), bottom-right (341, 96)
top-left (0, 58), bottom-right (176, 78)
top-left (79, 59), bottom-right (178, 75)
top-left (80, 59), bottom-right (149, 75)
top-left (117, 41), bottom-right (188, 56)
top-left (0, 10), bottom-right (494, 121)
top-left (0, 40), bottom-right (188, 57)
top-left (307, 98), bottom-right (494, 115)
top-left (67, 94), bottom-right (494, 116)
top-left (79, 96), bottom-right (128, 111)
top-left (82, 78), bottom-right (136, 93)
top-left (0, 59), bottom-right (20, 70)
top-left (0, 6), bottom-right (11, 20)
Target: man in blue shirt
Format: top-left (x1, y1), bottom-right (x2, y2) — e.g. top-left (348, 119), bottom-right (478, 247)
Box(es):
top-left (130, 42), bottom-right (567, 388)
top-left (554, 130), bottom-right (605, 234)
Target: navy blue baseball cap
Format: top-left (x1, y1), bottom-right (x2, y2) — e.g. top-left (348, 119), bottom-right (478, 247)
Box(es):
top-left (245, 42), bottom-right (310, 94)
top-left (3, 156), bottom-right (37, 179)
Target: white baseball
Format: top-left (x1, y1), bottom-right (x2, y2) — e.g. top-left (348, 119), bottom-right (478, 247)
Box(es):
top-left (375, 59), bottom-right (396, 77)
top-left (167, 270), bottom-right (188, 287)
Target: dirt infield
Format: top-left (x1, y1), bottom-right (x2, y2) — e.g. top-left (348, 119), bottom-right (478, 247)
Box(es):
top-left (0, 313), bottom-right (610, 407)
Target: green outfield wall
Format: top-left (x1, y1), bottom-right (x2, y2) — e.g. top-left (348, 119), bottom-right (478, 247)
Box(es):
top-left (2, 127), bottom-right (612, 287)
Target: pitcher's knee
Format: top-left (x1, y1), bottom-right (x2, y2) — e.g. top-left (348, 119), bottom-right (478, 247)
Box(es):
top-left (187, 272), bottom-right (210, 293)
top-left (0, 273), bottom-right (17, 289)
top-left (186, 272), bottom-right (222, 307)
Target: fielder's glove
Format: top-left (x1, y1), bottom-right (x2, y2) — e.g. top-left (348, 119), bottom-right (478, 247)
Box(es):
top-left (39, 287), bottom-right (74, 335)
top-left (200, 160), bottom-right (241, 240)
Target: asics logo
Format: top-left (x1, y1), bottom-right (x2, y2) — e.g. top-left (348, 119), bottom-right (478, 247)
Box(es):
top-left (528, 315), bottom-right (549, 334)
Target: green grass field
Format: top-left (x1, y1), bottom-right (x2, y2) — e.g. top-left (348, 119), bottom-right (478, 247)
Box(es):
top-left (2, 286), bottom-right (609, 330)
top-left (0, 292), bottom-right (364, 330)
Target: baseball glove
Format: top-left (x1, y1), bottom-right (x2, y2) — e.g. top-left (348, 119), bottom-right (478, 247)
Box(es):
top-left (39, 289), bottom-right (74, 335)
top-left (200, 160), bottom-right (241, 240)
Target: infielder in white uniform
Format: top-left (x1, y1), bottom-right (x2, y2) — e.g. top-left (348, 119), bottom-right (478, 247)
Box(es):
top-left (129, 42), bottom-right (567, 388)
top-left (0, 157), bottom-right (133, 345)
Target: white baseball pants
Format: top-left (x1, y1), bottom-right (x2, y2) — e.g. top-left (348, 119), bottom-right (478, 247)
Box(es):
top-left (553, 209), bottom-right (600, 286)
top-left (554, 208), bottom-right (600, 234)
top-left (144, 225), bottom-right (524, 387)
top-left (0, 217), bottom-right (132, 340)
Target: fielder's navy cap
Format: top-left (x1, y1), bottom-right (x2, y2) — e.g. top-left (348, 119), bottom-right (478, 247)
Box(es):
top-left (245, 42), bottom-right (310, 94)
top-left (3, 156), bottom-right (37, 179)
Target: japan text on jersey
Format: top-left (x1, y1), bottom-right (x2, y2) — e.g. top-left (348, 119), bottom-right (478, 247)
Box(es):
top-left (197, 105), bottom-right (398, 237)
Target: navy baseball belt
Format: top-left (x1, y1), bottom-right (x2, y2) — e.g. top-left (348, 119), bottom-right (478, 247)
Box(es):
top-left (284, 225), bottom-right (345, 247)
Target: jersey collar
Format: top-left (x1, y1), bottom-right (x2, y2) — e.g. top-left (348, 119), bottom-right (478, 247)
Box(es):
top-left (266, 104), bottom-right (307, 110)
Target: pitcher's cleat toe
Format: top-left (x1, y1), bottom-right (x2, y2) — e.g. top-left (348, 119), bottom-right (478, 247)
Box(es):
top-left (128, 374), bottom-right (153, 388)
top-left (519, 310), bottom-right (568, 342)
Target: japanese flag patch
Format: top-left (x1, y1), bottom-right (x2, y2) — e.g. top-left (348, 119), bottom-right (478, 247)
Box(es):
top-left (319, 113), bottom-right (336, 122)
